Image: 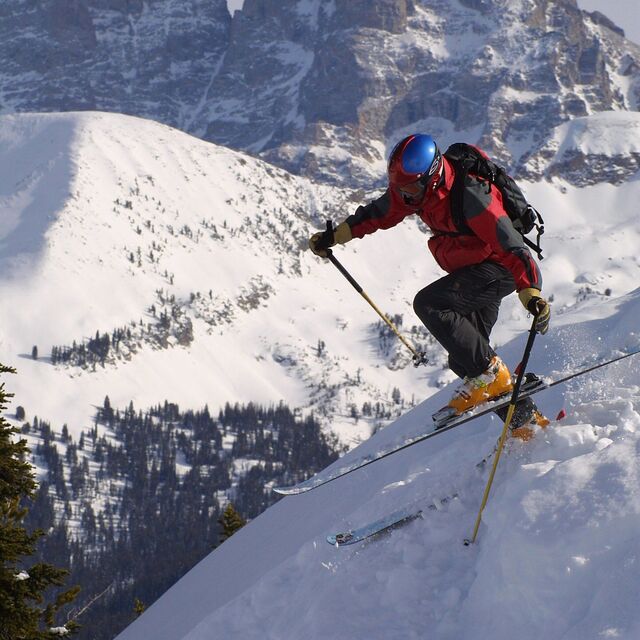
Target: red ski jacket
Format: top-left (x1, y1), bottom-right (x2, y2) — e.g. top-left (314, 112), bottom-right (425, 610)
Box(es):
top-left (345, 152), bottom-right (542, 292)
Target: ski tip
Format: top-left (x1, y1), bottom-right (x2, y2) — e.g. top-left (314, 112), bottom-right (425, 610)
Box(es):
top-left (556, 408), bottom-right (567, 421)
top-left (272, 485), bottom-right (306, 495)
top-left (326, 532), bottom-right (353, 546)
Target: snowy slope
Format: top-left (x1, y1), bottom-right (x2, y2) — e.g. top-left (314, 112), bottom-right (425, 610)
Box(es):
top-left (1, 110), bottom-right (640, 451)
top-left (0, 111), bottom-right (436, 446)
top-left (115, 287), bottom-right (640, 640)
top-left (1, 108), bottom-right (639, 638)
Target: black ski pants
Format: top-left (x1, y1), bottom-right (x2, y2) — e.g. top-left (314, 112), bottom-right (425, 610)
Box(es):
top-left (413, 261), bottom-right (516, 379)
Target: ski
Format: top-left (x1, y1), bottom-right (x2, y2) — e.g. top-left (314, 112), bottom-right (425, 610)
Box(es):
top-left (327, 495), bottom-right (456, 547)
top-left (274, 347), bottom-right (639, 496)
top-left (275, 379), bottom-right (543, 495)
top-left (327, 508), bottom-right (422, 546)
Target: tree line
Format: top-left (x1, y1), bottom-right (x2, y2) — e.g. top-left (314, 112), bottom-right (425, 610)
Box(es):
top-left (18, 394), bottom-right (339, 639)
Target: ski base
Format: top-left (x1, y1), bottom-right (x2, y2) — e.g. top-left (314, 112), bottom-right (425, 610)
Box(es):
top-left (327, 496), bottom-right (456, 546)
top-left (327, 508), bottom-right (422, 546)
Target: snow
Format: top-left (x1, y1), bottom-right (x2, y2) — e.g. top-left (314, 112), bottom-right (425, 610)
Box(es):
top-left (1, 109), bottom-right (640, 638)
top-left (549, 111), bottom-right (640, 159)
top-left (295, 0), bottom-right (322, 25)
top-left (0, 111), bottom-right (346, 436)
top-left (116, 289), bottom-right (640, 640)
top-left (226, 0), bottom-right (245, 17)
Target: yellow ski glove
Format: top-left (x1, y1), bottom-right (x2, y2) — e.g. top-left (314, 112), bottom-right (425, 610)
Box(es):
top-left (518, 288), bottom-right (550, 334)
top-left (308, 221), bottom-right (352, 257)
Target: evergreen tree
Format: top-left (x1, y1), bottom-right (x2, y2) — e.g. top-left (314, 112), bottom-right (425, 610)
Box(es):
top-left (17, 397), bottom-right (337, 639)
top-left (133, 598), bottom-right (145, 618)
top-left (0, 363), bottom-right (80, 638)
top-left (217, 503), bottom-right (246, 545)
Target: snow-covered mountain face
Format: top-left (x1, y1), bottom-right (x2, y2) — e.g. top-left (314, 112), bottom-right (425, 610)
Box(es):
top-left (0, 111), bottom-right (362, 442)
top-left (1, 0), bottom-right (639, 187)
top-left (115, 285), bottom-right (640, 640)
top-left (2, 108), bottom-right (640, 448)
top-left (202, 0), bottom-right (640, 187)
top-left (0, 0), bottom-right (231, 128)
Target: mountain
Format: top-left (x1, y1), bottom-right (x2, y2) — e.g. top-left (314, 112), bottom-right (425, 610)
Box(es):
top-left (197, 0), bottom-right (640, 186)
top-left (115, 286), bottom-right (640, 640)
top-left (523, 110), bottom-right (640, 184)
top-left (1, 1), bottom-right (639, 186)
top-left (0, 0), bottom-right (231, 127)
top-left (0, 110), bottom-right (431, 448)
top-left (2, 107), bottom-right (640, 638)
top-left (3, 108), bottom-right (640, 449)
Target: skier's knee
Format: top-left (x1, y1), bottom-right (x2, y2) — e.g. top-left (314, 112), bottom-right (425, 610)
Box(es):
top-left (413, 288), bottom-right (430, 320)
top-left (413, 289), bottom-right (438, 327)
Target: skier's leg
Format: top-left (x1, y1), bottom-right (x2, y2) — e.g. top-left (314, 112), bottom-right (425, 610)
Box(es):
top-left (448, 299), bottom-right (501, 377)
top-left (414, 262), bottom-right (515, 378)
top-left (471, 301), bottom-right (547, 426)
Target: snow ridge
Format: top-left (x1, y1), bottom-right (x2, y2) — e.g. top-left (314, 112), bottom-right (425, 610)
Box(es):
top-left (117, 290), bottom-right (640, 640)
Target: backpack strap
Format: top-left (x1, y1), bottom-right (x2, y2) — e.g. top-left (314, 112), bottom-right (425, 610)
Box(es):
top-left (522, 206), bottom-right (545, 260)
top-left (445, 144), bottom-right (478, 235)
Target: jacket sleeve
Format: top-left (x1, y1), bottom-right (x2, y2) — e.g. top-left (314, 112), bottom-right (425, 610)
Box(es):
top-left (345, 189), bottom-right (415, 238)
top-left (462, 177), bottom-right (542, 291)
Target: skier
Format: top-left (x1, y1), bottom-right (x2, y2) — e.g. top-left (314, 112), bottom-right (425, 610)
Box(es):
top-left (308, 134), bottom-right (551, 435)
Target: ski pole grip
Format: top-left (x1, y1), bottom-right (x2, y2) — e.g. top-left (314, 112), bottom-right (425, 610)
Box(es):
top-left (324, 219), bottom-right (336, 246)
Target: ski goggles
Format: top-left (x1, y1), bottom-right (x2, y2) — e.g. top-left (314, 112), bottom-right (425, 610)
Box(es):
top-left (398, 180), bottom-right (426, 201)
top-left (399, 150), bottom-right (443, 202)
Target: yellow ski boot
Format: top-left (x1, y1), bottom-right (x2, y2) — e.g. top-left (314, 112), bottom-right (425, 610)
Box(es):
top-left (511, 409), bottom-right (550, 441)
top-left (447, 356), bottom-right (514, 416)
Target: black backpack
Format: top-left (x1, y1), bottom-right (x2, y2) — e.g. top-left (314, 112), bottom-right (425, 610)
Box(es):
top-left (444, 143), bottom-right (545, 259)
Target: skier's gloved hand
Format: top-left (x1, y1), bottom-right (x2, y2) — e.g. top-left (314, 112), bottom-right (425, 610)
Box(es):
top-left (308, 221), bottom-right (352, 257)
top-left (518, 288), bottom-right (550, 334)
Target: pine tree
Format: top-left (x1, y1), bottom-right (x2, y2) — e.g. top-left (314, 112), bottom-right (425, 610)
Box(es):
top-left (133, 598), bottom-right (145, 618)
top-left (217, 503), bottom-right (246, 545)
top-left (0, 363), bottom-right (80, 638)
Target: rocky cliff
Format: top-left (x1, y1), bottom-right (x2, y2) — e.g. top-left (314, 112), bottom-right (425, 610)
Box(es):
top-left (1, 0), bottom-right (639, 186)
top-left (0, 0), bottom-right (230, 126)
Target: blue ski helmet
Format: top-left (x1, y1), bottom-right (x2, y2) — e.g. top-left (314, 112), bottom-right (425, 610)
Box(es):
top-left (388, 134), bottom-right (442, 196)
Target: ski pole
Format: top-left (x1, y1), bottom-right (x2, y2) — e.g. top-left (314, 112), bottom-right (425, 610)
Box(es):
top-left (465, 314), bottom-right (539, 546)
top-left (323, 223), bottom-right (428, 367)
